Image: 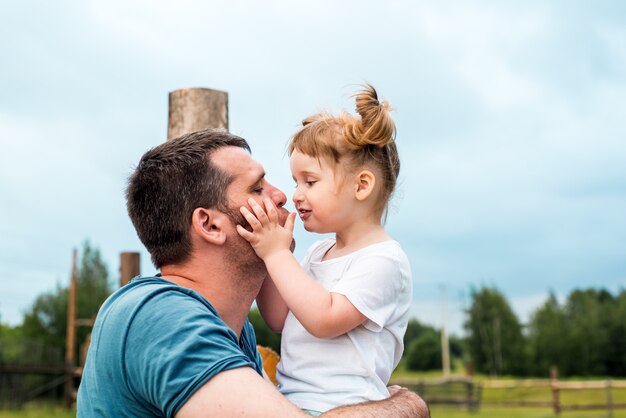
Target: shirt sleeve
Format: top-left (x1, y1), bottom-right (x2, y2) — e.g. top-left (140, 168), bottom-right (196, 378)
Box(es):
top-left (330, 245), bottom-right (412, 332)
top-left (124, 290), bottom-right (258, 418)
top-left (300, 239), bottom-right (332, 267)
top-left (241, 319), bottom-right (263, 373)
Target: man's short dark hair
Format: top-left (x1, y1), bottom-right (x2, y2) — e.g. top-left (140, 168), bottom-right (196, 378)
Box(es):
top-left (126, 129), bottom-right (250, 268)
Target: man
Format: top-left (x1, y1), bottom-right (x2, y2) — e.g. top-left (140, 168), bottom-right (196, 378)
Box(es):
top-left (77, 129), bottom-right (429, 417)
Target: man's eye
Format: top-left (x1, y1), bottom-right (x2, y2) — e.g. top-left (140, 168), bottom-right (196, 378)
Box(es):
top-left (254, 187), bottom-right (264, 194)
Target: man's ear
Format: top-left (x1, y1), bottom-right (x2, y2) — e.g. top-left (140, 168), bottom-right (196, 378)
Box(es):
top-left (191, 207), bottom-right (227, 245)
top-left (354, 170), bottom-right (376, 201)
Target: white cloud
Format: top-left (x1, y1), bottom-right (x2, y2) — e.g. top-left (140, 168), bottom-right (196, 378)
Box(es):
top-left (410, 2), bottom-right (550, 109)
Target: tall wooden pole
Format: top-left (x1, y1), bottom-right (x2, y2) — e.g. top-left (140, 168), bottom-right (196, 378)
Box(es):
top-left (65, 249), bottom-right (78, 408)
top-left (168, 88), bottom-right (229, 140)
top-left (607, 379), bottom-right (614, 418)
top-left (120, 252), bottom-right (141, 287)
top-left (551, 366), bottom-right (561, 415)
top-left (440, 284), bottom-right (451, 377)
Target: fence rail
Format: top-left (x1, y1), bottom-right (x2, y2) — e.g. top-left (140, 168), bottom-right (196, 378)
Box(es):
top-left (392, 369), bottom-right (626, 416)
top-left (0, 364), bottom-right (66, 375)
top-left (483, 379), bottom-right (626, 389)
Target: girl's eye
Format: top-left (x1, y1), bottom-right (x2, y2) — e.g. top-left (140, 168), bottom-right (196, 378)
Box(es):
top-left (306, 180), bottom-right (316, 186)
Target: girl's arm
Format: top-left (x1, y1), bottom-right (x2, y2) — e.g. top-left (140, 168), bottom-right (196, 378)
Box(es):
top-left (256, 273), bottom-right (288, 333)
top-left (256, 237), bottom-right (297, 332)
top-left (237, 198), bottom-right (366, 339)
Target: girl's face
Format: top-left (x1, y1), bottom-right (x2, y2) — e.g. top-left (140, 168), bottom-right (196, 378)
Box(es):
top-left (290, 150), bottom-right (357, 234)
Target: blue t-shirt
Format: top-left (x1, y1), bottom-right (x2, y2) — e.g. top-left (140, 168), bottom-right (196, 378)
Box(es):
top-left (77, 276), bottom-right (262, 418)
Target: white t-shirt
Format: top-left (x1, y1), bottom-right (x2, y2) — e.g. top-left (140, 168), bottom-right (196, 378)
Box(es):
top-left (276, 238), bottom-right (413, 412)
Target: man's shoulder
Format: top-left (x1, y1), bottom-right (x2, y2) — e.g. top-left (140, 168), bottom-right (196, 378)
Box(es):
top-left (95, 276), bottom-right (221, 340)
top-left (114, 276), bottom-right (215, 312)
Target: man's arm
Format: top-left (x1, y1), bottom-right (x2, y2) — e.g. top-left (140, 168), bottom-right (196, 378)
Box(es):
top-left (176, 367), bottom-right (306, 417)
top-left (176, 367), bottom-right (429, 418)
top-left (323, 386), bottom-right (430, 418)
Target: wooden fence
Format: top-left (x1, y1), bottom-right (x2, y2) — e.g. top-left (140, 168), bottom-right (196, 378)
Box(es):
top-left (391, 377), bottom-right (482, 411)
top-left (392, 368), bottom-right (626, 416)
top-left (0, 363), bottom-right (66, 408)
top-left (481, 367), bottom-right (626, 415)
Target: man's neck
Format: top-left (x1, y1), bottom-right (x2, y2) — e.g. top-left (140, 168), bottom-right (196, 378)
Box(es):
top-left (160, 261), bottom-right (261, 337)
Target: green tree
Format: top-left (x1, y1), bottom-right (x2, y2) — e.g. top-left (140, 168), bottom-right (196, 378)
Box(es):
top-left (528, 288), bottom-right (626, 378)
top-left (21, 241), bottom-right (113, 363)
top-left (20, 282), bottom-right (68, 363)
top-left (403, 318), bottom-right (431, 349)
top-left (401, 318), bottom-right (460, 371)
top-left (464, 286), bottom-right (527, 376)
top-left (405, 330), bottom-right (441, 371)
top-left (564, 289), bottom-right (612, 376)
top-left (0, 323), bottom-right (25, 363)
top-left (448, 334), bottom-right (465, 361)
top-left (527, 292), bottom-right (569, 376)
top-left (607, 290), bottom-right (626, 376)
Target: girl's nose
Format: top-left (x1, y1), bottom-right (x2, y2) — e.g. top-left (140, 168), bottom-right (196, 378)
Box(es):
top-left (292, 186), bottom-right (303, 204)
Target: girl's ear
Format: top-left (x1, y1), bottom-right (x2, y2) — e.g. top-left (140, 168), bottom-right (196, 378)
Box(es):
top-left (354, 170), bottom-right (376, 201)
top-left (191, 207), bottom-right (227, 245)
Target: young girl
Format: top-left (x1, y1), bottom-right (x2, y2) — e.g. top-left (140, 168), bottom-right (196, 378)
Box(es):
top-left (237, 85), bottom-right (412, 415)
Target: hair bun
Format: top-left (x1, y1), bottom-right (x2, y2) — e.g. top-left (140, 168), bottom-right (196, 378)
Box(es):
top-left (344, 84), bottom-right (396, 149)
top-left (302, 115), bottom-right (316, 127)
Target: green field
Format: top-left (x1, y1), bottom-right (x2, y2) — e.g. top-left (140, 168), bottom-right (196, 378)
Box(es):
top-left (0, 404), bottom-right (74, 418)
top-left (430, 406), bottom-right (626, 418)
top-left (1, 404), bottom-right (624, 418)
top-left (393, 367), bottom-right (626, 418)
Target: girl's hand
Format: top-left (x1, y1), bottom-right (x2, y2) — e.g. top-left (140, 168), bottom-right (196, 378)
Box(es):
top-left (236, 198), bottom-right (297, 261)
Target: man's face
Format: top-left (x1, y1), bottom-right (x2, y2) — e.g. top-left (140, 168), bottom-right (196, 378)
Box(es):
top-left (211, 146), bottom-right (289, 265)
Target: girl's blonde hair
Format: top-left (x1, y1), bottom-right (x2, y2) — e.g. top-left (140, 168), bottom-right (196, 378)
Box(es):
top-left (288, 84), bottom-right (400, 214)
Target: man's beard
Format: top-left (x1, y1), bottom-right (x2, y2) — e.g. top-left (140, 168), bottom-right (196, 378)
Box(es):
top-left (221, 205), bottom-right (267, 283)
top-left (225, 203), bottom-right (297, 251)
top-left (220, 203), bottom-right (296, 291)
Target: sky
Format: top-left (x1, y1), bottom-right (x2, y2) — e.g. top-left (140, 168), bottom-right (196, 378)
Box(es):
top-left (1, 0), bottom-right (625, 336)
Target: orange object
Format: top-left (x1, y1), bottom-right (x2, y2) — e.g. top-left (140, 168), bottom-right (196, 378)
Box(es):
top-left (256, 345), bottom-right (280, 385)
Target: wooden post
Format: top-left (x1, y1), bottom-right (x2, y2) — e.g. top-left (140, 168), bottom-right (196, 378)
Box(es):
top-left (466, 360), bottom-right (473, 378)
top-left (65, 249), bottom-right (78, 408)
top-left (167, 88), bottom-right (229, 140)
top-left (417, 381), bottom-right (426, 399)
top-left (120, 252), bottom-right (140, 287)
top-left (607, 379), bottom-right (614, 418)
top-left (465, 360), bottom-right (474, 409)
top-left (440, 284), bottom-right (450, 377)
top-left (551, 366), bottom-right (560, 415)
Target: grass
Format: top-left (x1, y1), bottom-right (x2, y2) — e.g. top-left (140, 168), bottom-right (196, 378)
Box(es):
top-left (429, 405), bottom-right (626, 417)
top-left (0, 403), bottom-right (75, 418)
top-left (2, 404), bottom-right (624, 418)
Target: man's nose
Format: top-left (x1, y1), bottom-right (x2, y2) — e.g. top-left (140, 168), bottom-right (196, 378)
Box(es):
top-left (267, 182), bottom-right (287, 208)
